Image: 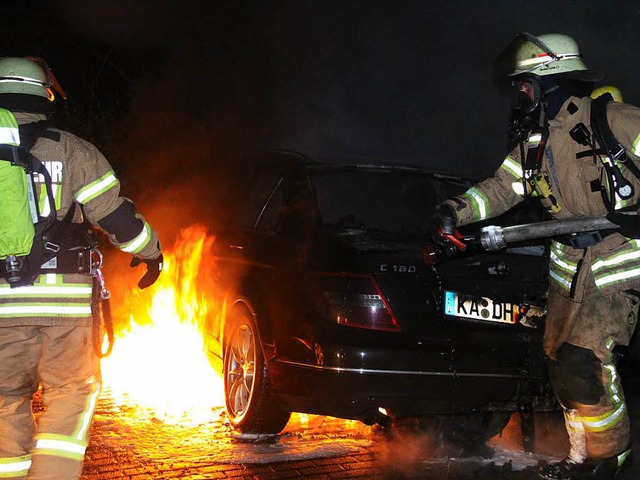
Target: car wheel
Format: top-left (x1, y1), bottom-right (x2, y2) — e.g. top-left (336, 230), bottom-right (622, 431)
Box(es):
top-left (223, 301), bottom-right (291, 434)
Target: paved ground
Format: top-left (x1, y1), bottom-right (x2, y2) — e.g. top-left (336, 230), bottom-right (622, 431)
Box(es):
top-left (78, 381), bottom-right (640, 480)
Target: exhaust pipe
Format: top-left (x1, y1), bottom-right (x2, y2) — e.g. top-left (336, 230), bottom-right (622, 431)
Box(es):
top-left (477, 215), bottom-right (624, 252)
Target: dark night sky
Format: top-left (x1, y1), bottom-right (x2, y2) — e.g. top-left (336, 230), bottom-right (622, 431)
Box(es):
top-left (4, 1), bottom-right (640, 183)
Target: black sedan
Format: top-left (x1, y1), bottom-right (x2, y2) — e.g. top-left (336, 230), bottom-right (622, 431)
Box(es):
top-left (204, 151), bottom-right (553, 444)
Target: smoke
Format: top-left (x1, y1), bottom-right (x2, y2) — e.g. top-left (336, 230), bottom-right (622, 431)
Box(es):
top-left (53, 1), bottom-right (188, 50)
top-left (370, 412), bottom-right (570, 476)
top-left (30, 0), bottom-right (640, 183)
top-left (267, 0), bottom-right (640, 177)
top-left (10, 0), bottom-right (640, 334)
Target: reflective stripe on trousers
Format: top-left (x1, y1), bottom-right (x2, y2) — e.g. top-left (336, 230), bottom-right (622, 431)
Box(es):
top-left (0, 455), bottom-right (31, 479)
top-left (557, 360), bottom-right (630, 459)
top-left (0, 325), bottom-right (101, 480)
top-left (27, 373), bottom-right (100, 480)
top-left (33, 434), bottom-right (88, 460)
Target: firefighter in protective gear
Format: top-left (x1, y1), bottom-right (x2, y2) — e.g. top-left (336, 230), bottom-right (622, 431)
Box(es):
top-left (0, 57), bottom-right (163, 479)
top-left (433, 33), bottom-right (640, 479)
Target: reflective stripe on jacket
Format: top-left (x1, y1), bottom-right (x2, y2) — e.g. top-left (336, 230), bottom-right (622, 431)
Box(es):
top-left (0, 109), bottom-right (19, 146)
top-left (0, 273), bottom-right (93, 323)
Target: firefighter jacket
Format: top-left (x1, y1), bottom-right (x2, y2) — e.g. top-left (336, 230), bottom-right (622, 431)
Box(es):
top-left (444, 96), bottom-right (640, 301)
top-left (0, 112), bottom-right (161, 326)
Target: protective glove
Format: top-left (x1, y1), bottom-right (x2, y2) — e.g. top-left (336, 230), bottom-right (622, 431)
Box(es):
top-left (130, 254), bottom-right (164, 289)
top-left (433, 203), bottom-right (456, 235)
top-left (429, 203), bottom-right (461, 250)
top-left (606, 211), bottom-right (640, 238)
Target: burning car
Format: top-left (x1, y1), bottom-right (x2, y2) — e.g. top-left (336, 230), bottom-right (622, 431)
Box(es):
top-left (204, 151), bottom-right (553, 443)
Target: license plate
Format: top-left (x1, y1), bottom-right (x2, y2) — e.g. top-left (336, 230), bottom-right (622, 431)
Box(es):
top-left (444, 290), bottom-right (542, 328)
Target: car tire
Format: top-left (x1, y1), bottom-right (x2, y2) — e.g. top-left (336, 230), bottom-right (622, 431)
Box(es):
top-left (223, 301), bottom-right (291, 434)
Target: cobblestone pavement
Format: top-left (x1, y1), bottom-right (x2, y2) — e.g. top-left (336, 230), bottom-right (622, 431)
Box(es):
top-left (79, 384), bottom-right (640, 480)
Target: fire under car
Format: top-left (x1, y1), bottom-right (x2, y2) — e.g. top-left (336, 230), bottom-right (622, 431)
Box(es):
top-left (203, 150), bottom-right (554, 445)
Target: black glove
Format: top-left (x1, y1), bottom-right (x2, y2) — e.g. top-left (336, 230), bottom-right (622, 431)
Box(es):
top-left (433, 203), bottom-right (456, 235)
top-left (130, 254), bottom-right (164, 289)
top-left (429, 203), bottom-right (457, 248)
top-left (606, 211), bottom-right (640, 238)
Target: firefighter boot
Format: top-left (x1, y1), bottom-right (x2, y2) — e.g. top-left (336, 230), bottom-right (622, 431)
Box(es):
top-left (539, 459), bottom-right (587, 480)
top-left (580, 448), bottom-right (633, 479)
top-left (538, 448), bottom-right (632, 479)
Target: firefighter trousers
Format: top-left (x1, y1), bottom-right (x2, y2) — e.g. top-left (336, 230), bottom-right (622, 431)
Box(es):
top-left (0, 324), bottom-right (101, 479)
top-left (544, 276), bottom-right (638, 461)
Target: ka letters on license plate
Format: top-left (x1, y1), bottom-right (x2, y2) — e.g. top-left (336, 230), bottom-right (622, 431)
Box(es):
top-left (444, 290), bottom-right (519, 325)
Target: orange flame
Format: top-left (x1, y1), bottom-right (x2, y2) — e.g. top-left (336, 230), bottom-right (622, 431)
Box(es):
top-left (101, 225), bottom-right (226, 425)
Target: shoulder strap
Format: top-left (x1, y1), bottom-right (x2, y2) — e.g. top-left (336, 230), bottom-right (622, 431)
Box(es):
top-left (590, 96), bottom-right (640, 210)
top-left (18, 121), bottom-right (59, 225)
top-left (590, 95), bottom-right (614, 150)
top-left (591, 95), bottom-right (640, 180)
top-left (19, 120), bottom-right (57, 147)
top-left (0, 121), bottom-right (58, 170)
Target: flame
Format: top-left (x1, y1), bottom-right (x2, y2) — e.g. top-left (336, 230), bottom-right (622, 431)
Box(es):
top-left (101, 225), bottom-right (226, 425)
top-left (99, 225), bottom-right (370, 435)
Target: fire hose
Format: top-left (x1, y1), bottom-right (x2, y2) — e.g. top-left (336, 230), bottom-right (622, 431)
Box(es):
top-left (436, 212), bottom-right (638, 255)
top-left (472, 214), bottom-right (633, 252)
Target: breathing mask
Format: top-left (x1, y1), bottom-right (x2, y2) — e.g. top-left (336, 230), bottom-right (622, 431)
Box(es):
top-left (508, 76), bottom-right (545, 143)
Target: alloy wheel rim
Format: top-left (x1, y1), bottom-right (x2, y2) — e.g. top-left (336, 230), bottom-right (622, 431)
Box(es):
top-left (226, 322), bottom-right (256, 418)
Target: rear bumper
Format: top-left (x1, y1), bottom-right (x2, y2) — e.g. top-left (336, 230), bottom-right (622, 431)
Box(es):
top-left (268, 356), bottom-right (548, 421)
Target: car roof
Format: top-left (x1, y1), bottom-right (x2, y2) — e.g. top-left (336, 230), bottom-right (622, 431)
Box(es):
top-left (259, 149), bottom-right (474, 184)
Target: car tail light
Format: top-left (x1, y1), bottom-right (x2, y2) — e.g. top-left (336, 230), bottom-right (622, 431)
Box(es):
top-left (313, 273), bottom-right (401, 332)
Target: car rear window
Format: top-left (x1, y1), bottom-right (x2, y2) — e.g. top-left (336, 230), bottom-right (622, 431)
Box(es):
top-left (310, 169), bottom-right (468, 236)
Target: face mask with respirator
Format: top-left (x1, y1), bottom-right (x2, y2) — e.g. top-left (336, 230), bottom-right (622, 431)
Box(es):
top-left (508, 76), bottom-right (546, 144)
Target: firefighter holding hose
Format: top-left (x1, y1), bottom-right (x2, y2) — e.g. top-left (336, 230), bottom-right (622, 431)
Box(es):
top-left (432, 33), bottom-right (640, 479)
top-left (0, 57), bottom-right (163, 479)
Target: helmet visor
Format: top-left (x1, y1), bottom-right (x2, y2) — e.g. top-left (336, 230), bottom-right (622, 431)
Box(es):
top-left (24, 56), bottom-right (67, 100)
